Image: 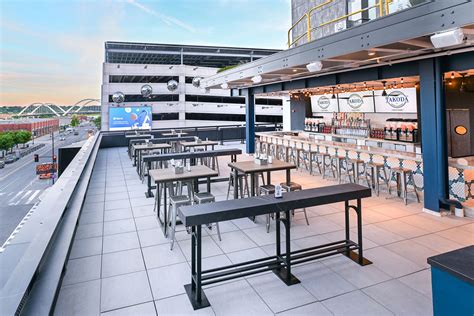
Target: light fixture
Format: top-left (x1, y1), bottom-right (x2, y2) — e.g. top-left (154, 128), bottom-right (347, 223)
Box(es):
top-left (381, 81), bottom-right (387, 96)
top-left (251, 75), bottom-right (263, 84)
top-left (331, 87), bottom-right (336, 99)
top-left (306, 61), bottom-right (323, 72)
top-left (451, 72), bottom-right (455, 79)
top-left (401, 78), bottom-right (404, 84)
top-left (221, 83), bottom-right (229, 89)
top-left (292, 69), bottom-right (298, 73)
top-left (430, 28), bottom-right (465, 48)
top-left (368, 51), bottom-right (376, 56)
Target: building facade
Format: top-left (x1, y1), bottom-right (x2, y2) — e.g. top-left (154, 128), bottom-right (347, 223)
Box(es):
top-left (0, 118), bottom-right (59, 137)
top-left (101, 42), bottom-right (284, 131)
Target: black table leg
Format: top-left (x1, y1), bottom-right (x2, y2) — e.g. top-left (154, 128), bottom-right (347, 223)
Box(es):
top-left (145, 161), bottom-right (154, 198)
top-left (185, 225), bottom-right (210, 310)
top-left (286, 169), bottom-right (291, 184)
top-left (207, 176), bottom-right (211, 193)
top-left (344, 200), bottom-right (350, 257)
top-left (267, 171), bottom-right (271, 185)
top-left (163, 182), bottom-right (168, 237)
top-left (343, 199), bottom-right (372, 266)
top-left (233, 168), bottom-right (238, 199)
top-left (250, 172), bottom-right (255, 197)
top-left (133, 149), bottom-right (137, 166)
top-left (273, 210), bottom-right (300, 285)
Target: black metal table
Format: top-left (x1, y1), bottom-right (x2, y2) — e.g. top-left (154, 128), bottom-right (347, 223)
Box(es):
top-left (143, 148), bottom-right (241, 198)
top-left (178, 183), bottom-right (372, 310)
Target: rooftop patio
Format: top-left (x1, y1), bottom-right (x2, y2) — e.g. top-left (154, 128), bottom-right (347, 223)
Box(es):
top-left (54, 142), bottom-right (473, 316)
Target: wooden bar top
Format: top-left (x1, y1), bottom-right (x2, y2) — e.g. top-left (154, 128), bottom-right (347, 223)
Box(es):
top-left (149, 165), bottom-right (218, 183)
top-left (228, 159), bottom-right (296, 173)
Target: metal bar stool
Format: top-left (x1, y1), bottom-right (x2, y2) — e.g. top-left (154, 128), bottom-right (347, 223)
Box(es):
top-left (259, 184), bottom-right (276, 233)
top-left (345, 159), bottom-right (366, 184)
top-left (169, 195), bottom-right (191, 250)
top-left (387, 167), bottom-right (420, 205)
top-left (226, 171), bottom-right (250, 199)
top-left (365, 162), bottom-right (388, 196)
top-left (321, 153), bottom-right (335, 179)
top-left (194, 192), bottom-right (221, 241)
top-left (280, 182), bottom-right (309, 225)
top-left (330, 155), bottom-right (346, 183)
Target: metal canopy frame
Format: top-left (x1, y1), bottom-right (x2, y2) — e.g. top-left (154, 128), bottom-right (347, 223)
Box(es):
top-left (202, 0), bottom-right (474, 90)
top-left (105, 42), bottom-right (281, 68)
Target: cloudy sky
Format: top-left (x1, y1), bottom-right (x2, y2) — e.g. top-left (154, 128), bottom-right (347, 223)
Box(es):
top-left (0, 0), bottom-right (290, 106)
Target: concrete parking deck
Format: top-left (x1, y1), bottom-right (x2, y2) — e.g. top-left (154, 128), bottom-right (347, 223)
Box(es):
top-left (55, 143), bottom-right (473, 315)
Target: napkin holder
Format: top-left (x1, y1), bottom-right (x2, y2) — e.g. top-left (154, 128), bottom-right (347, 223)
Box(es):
top-left (254, 157), bottom-right (268, 165)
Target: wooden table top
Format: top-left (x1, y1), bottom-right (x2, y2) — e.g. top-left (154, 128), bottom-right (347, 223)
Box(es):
top-left (228, 159), bottom-right (296, 173)
top-left (181, 140), bottom-right (219, 147)
top-left (132, 143), bottom-right (172, 151)
top-left (149, 165), bottom-right (218, 183)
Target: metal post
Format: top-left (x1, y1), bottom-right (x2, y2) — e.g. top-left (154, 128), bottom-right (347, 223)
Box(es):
top-left (51, 128), bottom-right (55, 184)
top-left (243, 89), bottom-right (255, 154)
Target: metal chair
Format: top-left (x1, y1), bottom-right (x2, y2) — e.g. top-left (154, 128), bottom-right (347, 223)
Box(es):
top-left (226, 171), bottom-right (250, 199)
top-left (365, 162), bottom-right (388, 196)
top-left (345, 159), bottom-right (365, 184)
top-left (259, 184), bottom-right (276, 233)
top-left (194, 192), bottom-right (221, 241)
top-left (169, 195), bottom-right (191, 250)
top-left (387, 167), bottom-right (420, 205)
top-left (280, 182), bottom-right (309, 225)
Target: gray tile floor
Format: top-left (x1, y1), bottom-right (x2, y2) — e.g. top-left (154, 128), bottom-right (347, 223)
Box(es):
top-left (55, 144), bottom-right (474, 315)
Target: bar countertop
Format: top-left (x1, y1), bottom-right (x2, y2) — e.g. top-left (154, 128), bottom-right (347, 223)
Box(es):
top-left (428, 245), bottom-right (474, 285)
top-left (257, 131), bottom-right (423, 162)
top-left (448, 156), bottom-right (474, 170)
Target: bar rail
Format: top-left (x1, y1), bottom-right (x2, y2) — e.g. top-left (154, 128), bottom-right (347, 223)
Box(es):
top-left (0, 133), bottom-right (102, 315)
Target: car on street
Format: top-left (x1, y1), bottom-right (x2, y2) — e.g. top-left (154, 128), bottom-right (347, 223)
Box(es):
top-left (59, 135), bottom-right (66, 141)
top-left (73, 131), bottom-right (79, 136)
top-left (39, 173), bottom-right (52, 180)
top-left (0, 160), bottom-right (5, 169)
top-left (5, 155), bottom-right (16, 164)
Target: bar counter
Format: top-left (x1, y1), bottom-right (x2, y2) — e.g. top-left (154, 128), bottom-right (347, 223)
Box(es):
top-left (448, 156), bottom-right (474, 209)
top-left (256, 131), bottom-right (425, 192)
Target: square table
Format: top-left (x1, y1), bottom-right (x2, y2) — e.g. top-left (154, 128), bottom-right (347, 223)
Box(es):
top-left (181, 140), bottom-right (219, 168)
top-left (149, 165), bottom-right (218, 236)
top-left (132, 143), bottom-right (172, 175)
top-left (228, 159), bottom-right (296, 199)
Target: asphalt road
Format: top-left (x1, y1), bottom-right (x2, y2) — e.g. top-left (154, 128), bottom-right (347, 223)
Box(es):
top-left (0, 125), bottom-right (91, 245)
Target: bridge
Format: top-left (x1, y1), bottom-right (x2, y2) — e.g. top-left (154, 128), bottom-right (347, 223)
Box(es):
top-left (16, 99), bottom-right (101, 117)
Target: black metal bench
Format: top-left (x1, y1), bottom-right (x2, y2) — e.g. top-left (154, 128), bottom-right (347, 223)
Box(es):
top-left (142, 148), bottom-right (242, 197)
top-left (178, 183), bottom-right (372, 310)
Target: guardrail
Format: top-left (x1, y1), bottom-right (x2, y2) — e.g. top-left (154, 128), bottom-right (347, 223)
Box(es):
top-left (288, 0), bottom-right (392, 48)
top-left (0, 133), bottom-right (102, 315)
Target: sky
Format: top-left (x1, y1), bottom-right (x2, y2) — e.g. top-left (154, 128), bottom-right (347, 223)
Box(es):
top-left (0, 0), bottom-right (291, 106)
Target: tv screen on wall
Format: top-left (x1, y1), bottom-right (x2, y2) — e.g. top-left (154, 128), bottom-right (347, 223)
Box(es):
top-left (109, 106), bottom-right (152, 131)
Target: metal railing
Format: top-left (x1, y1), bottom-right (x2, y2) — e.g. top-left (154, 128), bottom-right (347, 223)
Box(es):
top-left (288, 0), bottom-right (392, 48)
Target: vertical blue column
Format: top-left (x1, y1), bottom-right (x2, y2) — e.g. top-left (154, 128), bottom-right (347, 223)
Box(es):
top-left (419, 58), bottom-right (448, 212)
top-left (243, 89), bottom-right (255, 154)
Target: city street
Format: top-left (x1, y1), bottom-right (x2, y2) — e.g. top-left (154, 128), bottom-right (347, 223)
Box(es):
top-left (0, 125), bottom-right (90, 244)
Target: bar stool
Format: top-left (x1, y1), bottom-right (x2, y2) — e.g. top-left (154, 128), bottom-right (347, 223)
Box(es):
top-left (169, 195), bottom-right (191, 250)
top-left (320, 153), bottom-right (334, 178)
top-left (194, 192), bottom-right (222, 241)
top-left (280, 182), bottom-right (309, 225)
top-left (177, 180), bottom-right (194, 202)
top-left (365, 162), bottom-right (387, 196)
top-left (259, 184), bottom-right (276, 232)
top-left (331, 155), bottom-right (346, 183)
top-left (345, 159), bottom-right (365, 184)
top-left (226, 171), bottom-right (250, 199)
top-left (387, 167), bottom-right (420, 205)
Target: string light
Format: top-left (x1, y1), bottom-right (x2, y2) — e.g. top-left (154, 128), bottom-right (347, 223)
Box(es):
top-left (451, 72), bottom-right (455, 79)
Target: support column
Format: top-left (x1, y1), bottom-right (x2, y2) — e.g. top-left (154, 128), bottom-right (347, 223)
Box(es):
top-left (419, 58), bottom-right (448, 213)
top-left (243, 89), bottom-right (255, 154)
top-left (283, 98), bottom-right (307, 131)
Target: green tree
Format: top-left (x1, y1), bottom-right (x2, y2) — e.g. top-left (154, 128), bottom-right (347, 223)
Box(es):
top-left (0, 132), bottom-right (15, 156)
top-left (71, 115), bottom-right (79, 127)
top-left (94, 116), bottom-right (101, 130)
top-left (16, 130), bottom-right (32, 147)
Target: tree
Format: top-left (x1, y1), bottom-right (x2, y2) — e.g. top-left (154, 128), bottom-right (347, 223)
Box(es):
top-left (94, 116), bottom-right (101, 130)
top-left (16, 130), bottom-right (32, 147)
top-left (71, 115), bottom-right (79, 127)
top-left (0, 132), bottom-right (15, 157)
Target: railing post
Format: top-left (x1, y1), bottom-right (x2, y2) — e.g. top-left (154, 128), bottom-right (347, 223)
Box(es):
top-left (306, 13), bottom-right (311, 43)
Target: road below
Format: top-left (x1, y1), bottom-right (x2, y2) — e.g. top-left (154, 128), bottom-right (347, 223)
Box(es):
top-left (0, 125), bottom-right (91, 245)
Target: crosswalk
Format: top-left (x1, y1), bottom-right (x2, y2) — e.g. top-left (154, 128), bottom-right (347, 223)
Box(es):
top-left (1, 190), bottom-right (43, 206)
